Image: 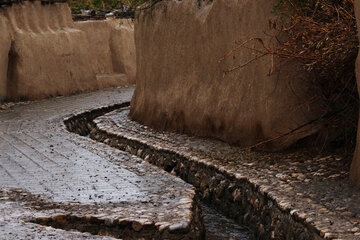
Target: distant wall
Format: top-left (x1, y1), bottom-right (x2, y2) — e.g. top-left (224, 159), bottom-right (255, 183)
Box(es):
top-left (130, 0), bottom-right (326, 151)
top-left (108, 19), bottom-right (136, 83)
top-left (74, 18), bottom-right (136, 83)
top-left (0, 0), bottom-right (135, 101)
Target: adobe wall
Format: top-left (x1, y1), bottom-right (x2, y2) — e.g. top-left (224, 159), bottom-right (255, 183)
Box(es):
top-left (350, 0), bottom-right (360, 186)
top-left (0, 15), bottom-right (11, 101)
top-left (0, 0), bottom-right (135, 101)
top-left (130, 0), bottom-right (325, 151)
top-left (108, 19), bottom-right (136, 83)
top-left (74, 18), bottom-right (136, 84)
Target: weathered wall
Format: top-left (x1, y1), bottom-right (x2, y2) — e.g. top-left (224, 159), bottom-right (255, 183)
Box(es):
top-left (74, 18), bottom-right (136, 88)
top-left (0, 1), bottom-right (135, 101)
top-left (0, 15), bottom-right (11, 101)
top-left (350, 0), bottom-right (360, 186)
top-left (73, 18), bottom-right (136, 83)
top-left (108, 19), bottom-right (136, 83)
top-left (130, 0), bottom-right (325, 151)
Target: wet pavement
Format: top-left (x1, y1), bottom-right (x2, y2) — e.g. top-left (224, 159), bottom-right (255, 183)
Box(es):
top-left (0, 86), bottom-right (202, 239)
top-left (3, 85), bottom-right (356, 238)
top-left (0, 189), bottom-right (115, 240)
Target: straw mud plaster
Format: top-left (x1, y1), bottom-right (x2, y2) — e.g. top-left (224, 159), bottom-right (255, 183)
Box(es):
top-left (0, 0), bottom-right (135, 101)
top-left (131, 0), bottom-right (327, 151)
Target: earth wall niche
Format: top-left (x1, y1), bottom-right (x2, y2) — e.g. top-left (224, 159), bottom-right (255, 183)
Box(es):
top-left (130, 0), bottom-right (329, 151)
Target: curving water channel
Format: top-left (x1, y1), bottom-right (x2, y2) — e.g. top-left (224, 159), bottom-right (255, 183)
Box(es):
top-left (201, 203), bottom-right (253, 240)
top-left (77, 109), bottom-right (253, 239)
top-left (79, 134), bottom-right (253, 239)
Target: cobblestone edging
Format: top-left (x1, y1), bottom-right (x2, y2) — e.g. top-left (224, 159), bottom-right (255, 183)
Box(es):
top-left (32, 200), bottom-right (204, 240)
top-left (64, 102), bottom-right (130, 137)
top-left (0, 187), bottom-right (203, 240)
top-left (65, 106), bottom-right (327, 240)
top-left (64, 103), bottom-right (205, 240)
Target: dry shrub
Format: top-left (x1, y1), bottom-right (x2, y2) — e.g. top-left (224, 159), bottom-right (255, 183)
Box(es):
top-left (222, 0), bottom-right (359, 149)
top-left (277, 0), bottom-right (359, 148)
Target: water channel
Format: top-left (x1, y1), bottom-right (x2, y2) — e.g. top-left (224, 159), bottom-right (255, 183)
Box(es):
top-left (81, 135), bottom-right (253, 239)
top-left (201, 203), bottom-right (253, 240)
top-left (76, 105), bottom-right (253, 239)
top-left (82, 132), bottom-right (253, 239)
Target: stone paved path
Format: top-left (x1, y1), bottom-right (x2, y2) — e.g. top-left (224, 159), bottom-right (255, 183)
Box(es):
top-left (0, 86), bottom-right (200, 239)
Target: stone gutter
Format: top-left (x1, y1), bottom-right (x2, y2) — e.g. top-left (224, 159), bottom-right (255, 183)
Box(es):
top-left (64, 102), bottom-right (130, 137)
top-left (65, 105), bottom-right (355, 240)
top-left (64, 102), bottom-right (204, 240)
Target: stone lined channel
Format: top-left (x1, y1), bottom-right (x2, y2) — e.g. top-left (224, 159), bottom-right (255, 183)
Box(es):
top-left (65, 103), bottom-right (254, 239)
top-left (201, 203), bottom-right (252, 240)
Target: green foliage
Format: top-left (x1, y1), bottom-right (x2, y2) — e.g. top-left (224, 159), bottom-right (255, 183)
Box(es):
top-left (68, 0), bottom-right (154, 13)
top-left (68, 0), bottom-right (123, 11)
top-left (121, 0), bottom-right (149, 8)
top-left (197, 0), bottom-right (213, 8)
top-left (91, 0), bottom-right (102, 8)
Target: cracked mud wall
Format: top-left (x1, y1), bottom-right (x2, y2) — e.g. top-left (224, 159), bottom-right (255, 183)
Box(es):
top-left (0, 1), bottom-right (135, 101)
top-left (131, 0), bottom-right (325, 151)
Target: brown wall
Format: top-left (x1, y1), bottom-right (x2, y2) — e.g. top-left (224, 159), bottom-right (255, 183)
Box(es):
top-left (350, 0), bottom-right (360, 186)
top-left (0, 1), bottom-right (135, 101)
top-left (108, 19), bottom-right (136, 83)
top-left (130, 0), bottom-right (325, 151)
top-left (0, 15), bottom-right (11, 101)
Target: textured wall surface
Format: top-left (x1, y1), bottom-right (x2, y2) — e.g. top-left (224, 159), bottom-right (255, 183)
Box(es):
top-left (350, 0), bottom-right (360, 186)
top-left (108, 19), bottom-right (136, 83)
top-left (130, 0), bottom-right (325, 151)
top-left (0, 15), bottom-right (11, 101)
top-left (0, 1), bottom-right (135, 101)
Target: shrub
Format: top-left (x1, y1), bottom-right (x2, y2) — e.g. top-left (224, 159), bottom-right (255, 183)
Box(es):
top-left (222, 0), bottom-right (359, 149)
top-left (274, 0), bottom-right (358, 148)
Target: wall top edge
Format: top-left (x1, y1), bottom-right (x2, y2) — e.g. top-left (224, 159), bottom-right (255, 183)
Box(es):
top-left (0, 0), bottom-right (67, 7)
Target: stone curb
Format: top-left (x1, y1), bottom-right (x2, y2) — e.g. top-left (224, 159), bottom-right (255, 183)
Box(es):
top-left (65, 104), bottom-right (343, 240)
top-left (64, 102), bottom-right (205, 240)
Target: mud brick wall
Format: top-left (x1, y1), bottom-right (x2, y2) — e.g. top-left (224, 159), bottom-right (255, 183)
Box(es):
top-left (0, 0), bottom-right (135, 101)
top-left (130, 0), bottom-right (327, 151)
